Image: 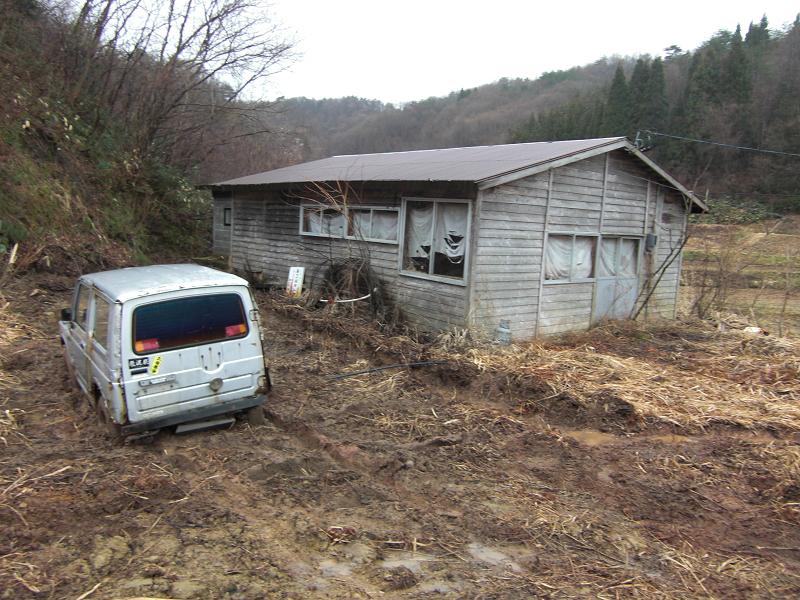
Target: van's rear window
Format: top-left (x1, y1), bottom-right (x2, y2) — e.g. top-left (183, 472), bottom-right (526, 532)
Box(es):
top-left (132, 293), bottom-right (248, 354)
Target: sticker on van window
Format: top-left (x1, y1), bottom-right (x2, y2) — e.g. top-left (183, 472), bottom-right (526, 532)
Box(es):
top-left (128, 357), bottom-right (150, 374)
top-left (149, 355), bottom-right (163, 375)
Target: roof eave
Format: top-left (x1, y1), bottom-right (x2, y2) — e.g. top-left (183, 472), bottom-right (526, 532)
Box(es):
top-left (624, 145), bottom-right (708, 212)
top-left (476, 138), bottom-right (628, 190)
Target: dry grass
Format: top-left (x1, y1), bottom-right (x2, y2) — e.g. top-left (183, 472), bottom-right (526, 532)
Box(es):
top-left (266, 292), bottom-right (800, 433)
top-left (445, 322), bottom-right (800, 432)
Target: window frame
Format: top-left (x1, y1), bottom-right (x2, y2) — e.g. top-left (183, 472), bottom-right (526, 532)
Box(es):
top-left (597, 236), bottom-right (642, 279)
top-left (91, 292), bottom-right (112, 353)
top-left (543, 232), bottom-right (600, 285)
top-left (223, 207), bottom-right (232, 227)
top-left (398, 197), bottom-right (472, 287)
top-left (131, 292), bottom-right (249, 356)
top-left (73, 284), bottom-right (91, 330)
top-left (298, 204), bottom-right (400, 245)
top-left (544, 232), bottom-right (644, 285)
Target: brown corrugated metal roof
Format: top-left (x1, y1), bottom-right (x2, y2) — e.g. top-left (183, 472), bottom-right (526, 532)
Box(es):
top-left (209, 137), bottom-right (706, 211)
top-left (212, 138), bottom-right (627, 187)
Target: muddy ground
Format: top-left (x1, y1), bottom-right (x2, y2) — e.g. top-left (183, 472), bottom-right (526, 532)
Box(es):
top-left (1, 273), bottom-right (799, 599)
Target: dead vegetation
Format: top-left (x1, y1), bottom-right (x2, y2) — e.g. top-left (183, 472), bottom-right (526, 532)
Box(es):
top-left (1, 275), bottom-right (799, 599)
top-left (683, 218), bottom-right (800, 335)
top-left (451, 321), bottom-right (800, 433)
top-left (269, 292), bottom-right (800, 433)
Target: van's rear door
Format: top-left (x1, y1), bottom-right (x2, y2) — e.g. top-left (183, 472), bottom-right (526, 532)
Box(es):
top-left (121, 287), bottom-right (264, 424)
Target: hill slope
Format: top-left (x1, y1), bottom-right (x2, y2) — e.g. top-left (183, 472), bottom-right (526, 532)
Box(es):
top-left (203, 14), bottom-right (800, 208)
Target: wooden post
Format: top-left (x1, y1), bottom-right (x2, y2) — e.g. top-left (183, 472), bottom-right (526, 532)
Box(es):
top-left (533, 170), bottom-right (554, 337)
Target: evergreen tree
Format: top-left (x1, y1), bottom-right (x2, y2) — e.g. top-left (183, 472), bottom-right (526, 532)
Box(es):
top-left (629, 57), bottom-right (651, 131)
top-left (603, 64), bottom-right (631, 136)
top-left (724, 25), bottom-right (751, 103)
top-left (643, 58), bottom-right (668, 131)
top-left (744, 15), bottom-right (770, 48)
top-left (664, 45), bottom-right (683, 60)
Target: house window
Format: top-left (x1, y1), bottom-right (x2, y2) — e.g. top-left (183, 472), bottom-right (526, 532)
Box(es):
top-left (302, 207), bottom-right (346, 237)
top-left (401, 199), bottom-right (470, 281)
top-left (348, 207), bottom-right (399, 242)
top-left (544, 234), bottom-right (597, 282)
top-left (598, 238), bottom-right (640, 277)
top-left (223, 207), bottom-right (232, 226)
top-left (299, 206), bottom-right (398, 243)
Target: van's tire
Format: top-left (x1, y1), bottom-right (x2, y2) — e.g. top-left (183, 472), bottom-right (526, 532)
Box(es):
top-left (96, 400), bottom-right (122, 439)
top-left (61, 344), bottom-right (77, 392)
top-left (246, 406), bottom-right (266, 426)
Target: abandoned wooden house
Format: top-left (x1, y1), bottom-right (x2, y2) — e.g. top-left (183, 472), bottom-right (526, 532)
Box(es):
top-left (208, 137), bottom-right (706, 339)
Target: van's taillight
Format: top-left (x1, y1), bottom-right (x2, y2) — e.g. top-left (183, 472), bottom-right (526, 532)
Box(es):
top-left (135, 338), bottom-right (160, 352)
top-left (225, 323), bottom-right (247, 337)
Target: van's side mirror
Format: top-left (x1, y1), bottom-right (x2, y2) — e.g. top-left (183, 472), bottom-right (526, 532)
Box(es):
top-left (60, 308), bottom-right (72, 322)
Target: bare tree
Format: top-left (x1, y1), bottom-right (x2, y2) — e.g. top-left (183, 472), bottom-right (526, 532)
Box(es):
top-left (49, 0), bottom-right (293, 165)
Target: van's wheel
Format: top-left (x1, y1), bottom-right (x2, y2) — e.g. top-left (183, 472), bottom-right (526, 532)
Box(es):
top-left (61, 344), bottom-right (77, 392)
top-left (246, 406), bottom-right (266, 426)
top-left (96, 400), bottom-right (122, 439)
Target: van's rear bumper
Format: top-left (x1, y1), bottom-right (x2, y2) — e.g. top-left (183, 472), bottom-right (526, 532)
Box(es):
top-left (121, 394), bottom-right (266, 435)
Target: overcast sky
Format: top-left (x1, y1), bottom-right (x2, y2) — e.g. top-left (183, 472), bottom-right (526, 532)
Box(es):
top-left (264, 0), bottom-right (798, 104)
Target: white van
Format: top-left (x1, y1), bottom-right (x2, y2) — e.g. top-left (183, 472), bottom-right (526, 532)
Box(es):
top-left (59, 264), bottom-right (270, 437)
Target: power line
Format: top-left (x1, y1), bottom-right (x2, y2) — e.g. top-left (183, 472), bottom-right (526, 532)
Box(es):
top-left (639, 130), bottom-right (800, 159)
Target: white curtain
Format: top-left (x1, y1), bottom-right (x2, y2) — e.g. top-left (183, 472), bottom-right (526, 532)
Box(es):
top-left (371, 210), bottom-right (398, 241)
top-left (305, 209), bottom-right (322, 234)
top-left (544, 235), bottom-right (572, 280)
top-left (599, 238), bottom-right (617, 277)
top-left (619, 239), bottom-right (638, 276)
top-left (434, 203), bottom-right (468, 262)
top-left (350, 209), bottom-right (370, 238)
top-left (321, 209), bottom-right (345, 236)
top-left (405, 203), bottom-right (433, 257)
top-left (573, 237), bottom-right (595, 278)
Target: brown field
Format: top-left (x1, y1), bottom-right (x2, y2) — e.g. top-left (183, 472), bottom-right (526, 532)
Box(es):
top-left (1, 272), bottom-right (800, 599)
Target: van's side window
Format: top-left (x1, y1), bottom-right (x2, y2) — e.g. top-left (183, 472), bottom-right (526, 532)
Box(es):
top-left (75, 285), bottom-right (90, 330)
top-left (93, 295), bottom-right (111, 350)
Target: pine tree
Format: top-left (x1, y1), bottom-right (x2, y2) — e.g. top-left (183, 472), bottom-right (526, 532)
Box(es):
top-left (745, 15), bottom-right (770, 48)
top-left (629, 58), bottom-right (650, 131)
top-left (643, 57), bottom-right (668, 132)
top-left (724, 25), bottom-right (751, 103)
top-left (603, 64), bottom-right (631, 136)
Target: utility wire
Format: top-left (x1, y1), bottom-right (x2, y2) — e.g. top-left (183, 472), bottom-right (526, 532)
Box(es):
top-left (640, 129), bottom-right (800, 159)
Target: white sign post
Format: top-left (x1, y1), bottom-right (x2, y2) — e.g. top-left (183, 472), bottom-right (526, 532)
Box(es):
top-left (286, 267), bottom-right (305, 298)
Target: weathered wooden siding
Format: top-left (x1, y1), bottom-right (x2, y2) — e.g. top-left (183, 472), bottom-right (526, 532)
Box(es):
top-left (604, 153), bottom-right (649, 235)
top-left (643, 190), bottom-right (687, 318)
top-left (547, 155), bottom-right (604, 232)
top-left (470, 149), bottom-right (688, 339)
top-left (230, 190), bottom-right (468, 332)
top-left (538, 283), bottom-right (594, 334)
top-left (212, 198), bottom-right (232, 255)
top-left (469, 174), bottom-right (549, 339)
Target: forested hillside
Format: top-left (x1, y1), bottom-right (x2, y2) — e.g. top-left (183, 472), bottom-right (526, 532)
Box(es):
top-left (512, 18), bottom-right (800, 203)
top-left (205, 14), bottom-right (800, 211)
